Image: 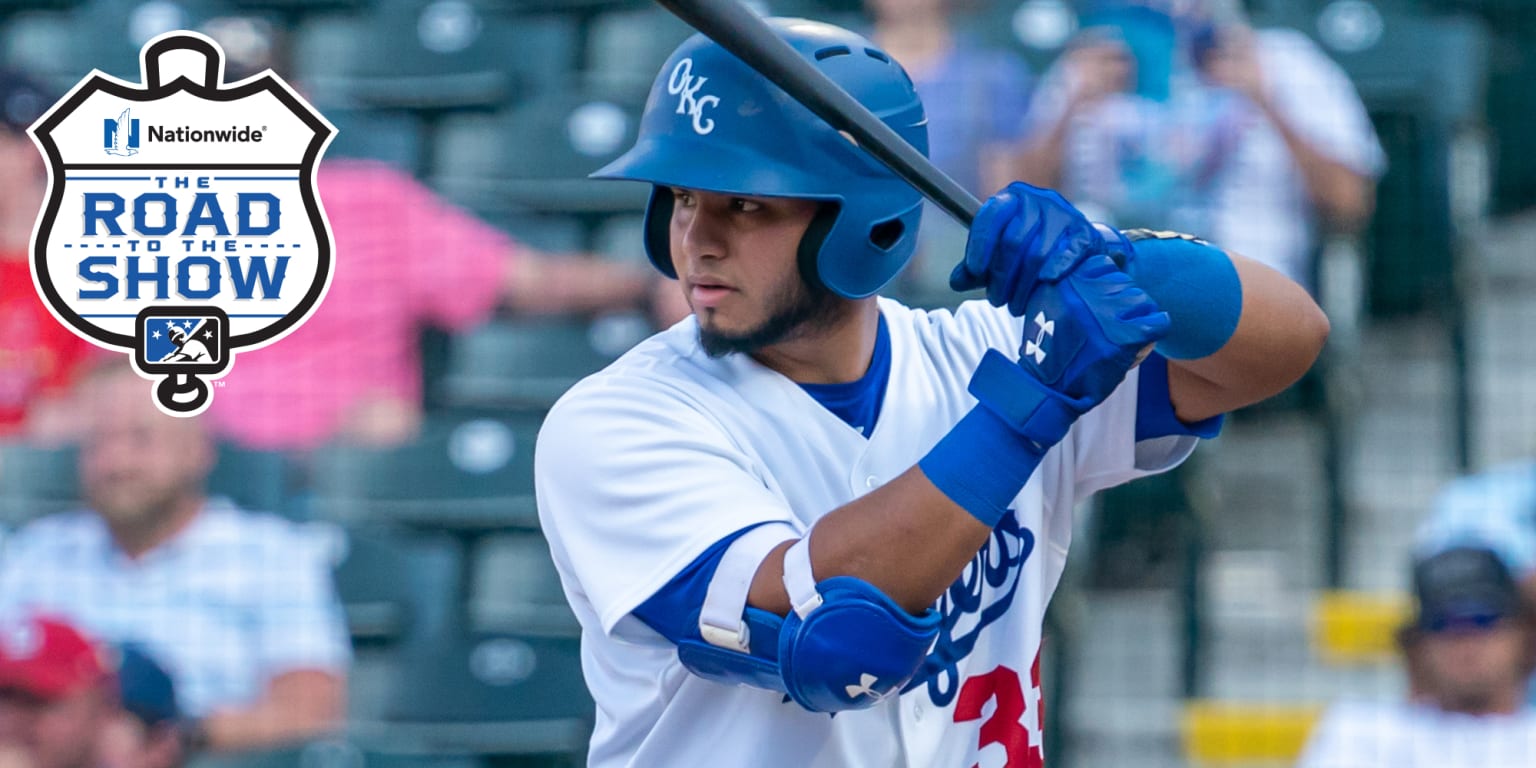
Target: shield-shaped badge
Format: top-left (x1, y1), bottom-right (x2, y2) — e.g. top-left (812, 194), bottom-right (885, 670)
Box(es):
top-left (29, 31), bottom-right (334, 416)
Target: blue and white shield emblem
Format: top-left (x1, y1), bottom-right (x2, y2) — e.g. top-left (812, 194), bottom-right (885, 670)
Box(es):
top-left (28, 31), bottom-right (335, 416)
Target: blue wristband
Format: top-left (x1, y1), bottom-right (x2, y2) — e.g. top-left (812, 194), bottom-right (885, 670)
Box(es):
top-left (1107, 229), bottom-right (1243, 360)
top-left (919, 351), bottom-right (1080, 528)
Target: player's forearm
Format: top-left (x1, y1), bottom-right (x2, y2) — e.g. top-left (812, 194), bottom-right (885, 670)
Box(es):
top-left (1165, 253), bottom-right (1328, 422)
top-left (747, 465), bottom-right (995, 616)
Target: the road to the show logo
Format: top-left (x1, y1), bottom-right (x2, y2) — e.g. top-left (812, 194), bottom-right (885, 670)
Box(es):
top-left (28, 30), bottom-right (335, 416)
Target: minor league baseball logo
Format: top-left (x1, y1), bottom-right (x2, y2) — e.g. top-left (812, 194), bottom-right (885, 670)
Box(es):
top-left (28, 31), bottom-right (335, 417)
top-left (667, 58), bottom-right (720, 135)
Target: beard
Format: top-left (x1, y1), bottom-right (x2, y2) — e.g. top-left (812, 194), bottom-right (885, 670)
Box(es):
top-left (697, 269), bottom-right (845, 359)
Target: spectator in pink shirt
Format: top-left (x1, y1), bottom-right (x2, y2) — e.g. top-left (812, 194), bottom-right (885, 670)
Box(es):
top-left (206, 158), bottom-right (667, 450)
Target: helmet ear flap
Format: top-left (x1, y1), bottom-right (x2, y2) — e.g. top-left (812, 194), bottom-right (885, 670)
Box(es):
top-left (796, 203), bottom-right (841, 294)
top-left (643, 186), bottom-right (678, 279)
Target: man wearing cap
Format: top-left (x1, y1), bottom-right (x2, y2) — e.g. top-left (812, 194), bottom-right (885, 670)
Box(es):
top-left (0, 615), bottom-right (120, 768)
top-left (0, 363), bottom-right (349, 752)
top-left (1296, 546), bottom-right (1536, 767)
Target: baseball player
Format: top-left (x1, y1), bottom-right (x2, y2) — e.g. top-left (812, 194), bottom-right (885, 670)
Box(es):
top-left (534, 18), bottom-right (1327, 768)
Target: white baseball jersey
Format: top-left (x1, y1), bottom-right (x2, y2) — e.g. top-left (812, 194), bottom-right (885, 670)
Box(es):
top-left (535, 297), bottom-right (1202, 768)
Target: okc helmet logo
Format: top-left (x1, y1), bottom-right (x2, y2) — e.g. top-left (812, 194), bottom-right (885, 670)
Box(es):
top-left (28, 31), bottom-right (335, 417)
top-left (667, 58), bottom-right (720, 135)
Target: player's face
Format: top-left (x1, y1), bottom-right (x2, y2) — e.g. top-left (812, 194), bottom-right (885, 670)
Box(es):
top-left (666, 187), bottom-right (839, 358)
top-left (78, 370), bottom-right (214, 533)
top-left (1419, 619), bottom-right (1529, 710)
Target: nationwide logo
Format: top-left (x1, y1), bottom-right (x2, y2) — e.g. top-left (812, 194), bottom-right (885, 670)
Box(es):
top-left (103, 108), bottom-right (139, 156)
top-left (30, 31), bottom-right (335, 417)
top-left (143, 124), bottom-right (266, 143)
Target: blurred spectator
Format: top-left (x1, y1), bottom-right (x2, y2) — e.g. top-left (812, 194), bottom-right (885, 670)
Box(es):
top-left (865, 0), bottom-right (1034, 197)
top-left (864, 0), bottom-right (1035, 294)
top-left (0, 614), bottom-right (120, 768)
top-left (1011, 0), bottom-right (1384, 289)
top-left (0, 362), bottom-right (350, 753)
top-left (193, 16), bottom-right (689, 451)
top-left (1296, 546), bottom-right (1536, 766)
top-left (0, 69), bottom-right (101, 443)
top-left (1417, 461), bottom-right (1536, 698)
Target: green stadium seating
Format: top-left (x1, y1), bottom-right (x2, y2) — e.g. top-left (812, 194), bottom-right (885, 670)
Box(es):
top-left (581, 6), bottom-right (693, 93)
top-left (206, 442), bottom-right (293, 516)
top-left (472, 531), bottom-right (577, 635)
top-left (354, 625), bottom-right (593, 760)
top-left (75, 0), bottom-right (236, 84)
top-left (436, 319), bottom-right (621, 410)
top-left (0, 442), bottom-right (79, 526)
top-left (332, 525), bottom-right (462, 647)
top-left (307, 410), bottom-right (546, 532)
top-left (430, 88), bottom-right (648, 214)
top-left (323, 107), bottom-right (423, 168)
top-left (1, 11), bottom-right (85, 90)
top-left (347, 0), bottom-right (577, 113)
top-left (186, 738), bottom-right (485, 768)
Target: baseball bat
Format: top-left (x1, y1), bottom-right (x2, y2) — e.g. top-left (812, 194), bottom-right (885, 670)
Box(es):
top-left (654, 0), bottom-right (981, 227)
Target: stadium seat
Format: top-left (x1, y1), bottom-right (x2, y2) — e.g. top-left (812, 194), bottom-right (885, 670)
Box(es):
top-left (308, 410), bottom-right (546, 532)
top-left (186, 738), bottom-right (484, 768)
top-left (206, 442), bottom-right (292, 516)
top-left (581, 6), bottom-right (693, 93)
top-left (472, 531), bottom-right (576, 634)
top-left (332, 525), bottom-right (462, 647)
top-left (436, 319), bottom-right (623, 410)
top-left (75, 0), bottom-right (236, 84)
top-left (1320, 10), bottom-right (1488, 316)
top-left (322, 106), bottom-right (423, 168)
top-left (0, 442), bottom-right (80, 526)
top-left (353, 624), bottom-right (593, 760)
top-left (430, 87), bottom-right (648, 213)
top-left (347, 0), bottom-right (577, 113)
top-left (1, 11), bottom-right (86, 90)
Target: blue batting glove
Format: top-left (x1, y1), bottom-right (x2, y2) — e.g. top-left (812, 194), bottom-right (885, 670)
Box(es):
top-left (1018, 253), bottom-right (1170, 409)
top-left (951, 182), bottom-right (1105, 317)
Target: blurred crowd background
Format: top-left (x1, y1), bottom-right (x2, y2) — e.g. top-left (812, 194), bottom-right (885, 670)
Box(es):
top-left (0, 0), bottom-right (1533, 766)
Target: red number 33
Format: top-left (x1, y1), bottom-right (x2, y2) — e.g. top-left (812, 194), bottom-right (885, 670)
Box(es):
top-left (952, 655), bottom-right (1044, 768)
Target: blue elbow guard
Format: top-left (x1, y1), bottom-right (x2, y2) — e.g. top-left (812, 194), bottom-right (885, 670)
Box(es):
top-left (1098, 226), bottom-right (1243, 360)
top-left (674, 543), bottom-right (939, 713)
top-left (777, 575), bottom-right (940, 712)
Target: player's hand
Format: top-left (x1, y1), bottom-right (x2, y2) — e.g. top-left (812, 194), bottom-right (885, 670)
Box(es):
top-left (952, 181), bottom-right (1105, 317)
top-left (1016, 253), bottom-right (1169, 409)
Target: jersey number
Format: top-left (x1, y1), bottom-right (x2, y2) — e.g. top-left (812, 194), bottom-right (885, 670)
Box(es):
top-left (952, 656), bottom-right (1044, 768)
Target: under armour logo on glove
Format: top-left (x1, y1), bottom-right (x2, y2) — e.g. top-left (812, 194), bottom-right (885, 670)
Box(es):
top-left (1024, 311), bottom-right (1054, 365)
top-left (845, 673), bottom-right (892, 702)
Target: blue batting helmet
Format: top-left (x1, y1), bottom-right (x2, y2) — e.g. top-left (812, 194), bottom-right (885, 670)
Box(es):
top-left (590, 18), bottom-right (928, 299)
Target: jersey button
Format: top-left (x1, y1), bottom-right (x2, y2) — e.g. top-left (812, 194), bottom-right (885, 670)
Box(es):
top-left (865, 475), bottom-right (878, 489)
top-left (913, 702), bottom-right (924, 721)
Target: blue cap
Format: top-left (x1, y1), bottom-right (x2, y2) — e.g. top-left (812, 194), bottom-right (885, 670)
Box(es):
top-left (1413, 546), bottom-right (1522, 633)
top-left (115, 644), bottom-right (180, 727)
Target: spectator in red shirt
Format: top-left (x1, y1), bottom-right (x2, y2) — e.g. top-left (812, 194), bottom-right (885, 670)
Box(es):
top-left (0, 69), bottom-right (102, 443)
